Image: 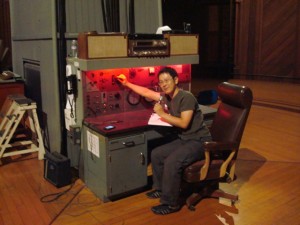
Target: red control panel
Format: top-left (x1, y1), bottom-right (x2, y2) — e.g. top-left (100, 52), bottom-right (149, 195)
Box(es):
top-left (82, 64), bottom-right (191, 117)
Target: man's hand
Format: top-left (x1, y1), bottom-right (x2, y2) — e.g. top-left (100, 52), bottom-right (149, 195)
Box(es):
top-left (116, 74), bottom-right (128, 85)
top-left (153, 103), bottom-right (164, 116)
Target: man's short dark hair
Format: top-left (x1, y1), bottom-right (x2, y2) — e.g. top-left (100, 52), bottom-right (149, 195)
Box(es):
top-left (158, 67), bottom-right (178, 79)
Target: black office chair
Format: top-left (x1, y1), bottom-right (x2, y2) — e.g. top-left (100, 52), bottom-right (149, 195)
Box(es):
top-left (183, 82), bottom-right (253, 211)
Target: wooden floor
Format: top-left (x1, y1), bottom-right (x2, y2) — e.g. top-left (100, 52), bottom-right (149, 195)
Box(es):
top-left (1, 79), bottom-right (300, 225)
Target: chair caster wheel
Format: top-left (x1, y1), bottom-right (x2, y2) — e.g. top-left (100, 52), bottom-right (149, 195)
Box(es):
top-left (231, 199), bottom-right (238, 205)
top-left (226, 177), bottom-right (232, 183)
top-left (188, 205), bottom-right (196, 211)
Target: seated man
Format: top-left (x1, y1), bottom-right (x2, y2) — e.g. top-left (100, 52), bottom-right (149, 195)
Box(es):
top-left (117, 67), bottom-right (211, 215)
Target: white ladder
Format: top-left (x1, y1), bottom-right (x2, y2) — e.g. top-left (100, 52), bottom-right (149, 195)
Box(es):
top-left (0, 95), bottom-right (45, 160)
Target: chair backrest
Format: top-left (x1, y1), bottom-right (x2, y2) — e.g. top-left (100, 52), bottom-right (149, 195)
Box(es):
top-left (210, 82), bottom-right (253, 149)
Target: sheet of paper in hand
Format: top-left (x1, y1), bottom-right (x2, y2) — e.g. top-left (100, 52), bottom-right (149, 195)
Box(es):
top-left (148, 113), bottom-right (172, 127)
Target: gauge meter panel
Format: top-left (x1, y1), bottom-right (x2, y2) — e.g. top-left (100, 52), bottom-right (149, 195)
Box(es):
top-left (127, 90), bottom-right (142, 105)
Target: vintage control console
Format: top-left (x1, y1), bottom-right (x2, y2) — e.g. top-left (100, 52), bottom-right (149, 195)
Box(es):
top-left (81, 65), bottom-right (191, 117)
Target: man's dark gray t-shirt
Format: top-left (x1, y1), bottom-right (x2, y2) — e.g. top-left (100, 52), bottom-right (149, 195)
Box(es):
top-left (162, 89), bottom-right (211, 141)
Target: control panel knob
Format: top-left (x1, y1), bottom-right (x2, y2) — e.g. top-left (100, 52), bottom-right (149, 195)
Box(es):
top-left (114, 92), bottom-right (121, 99)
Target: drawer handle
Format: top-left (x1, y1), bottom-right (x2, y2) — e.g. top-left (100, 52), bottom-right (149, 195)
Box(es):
top-left (123, 141), bottom-right (135, 147)
top-left (140, 152), bottom-right (145, 165)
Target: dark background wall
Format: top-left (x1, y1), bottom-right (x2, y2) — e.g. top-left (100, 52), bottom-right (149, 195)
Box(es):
top-left (0, 0), bottom-right (12, 71)
top-left (162, 0), bottom-right (234, 80)
top-left (162, 0), bottom-right (300, 83)
top-left (234, 0), bottom-right (300, 83)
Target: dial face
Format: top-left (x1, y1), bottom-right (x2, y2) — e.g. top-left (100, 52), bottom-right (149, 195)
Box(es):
top-left (127, 90), bottom-right (141, 105)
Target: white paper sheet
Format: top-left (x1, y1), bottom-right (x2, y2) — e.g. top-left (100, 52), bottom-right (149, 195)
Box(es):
top-left (87, 130), bottom-right (100, 158)
top-left (148, 113), bottom-right (172, 127)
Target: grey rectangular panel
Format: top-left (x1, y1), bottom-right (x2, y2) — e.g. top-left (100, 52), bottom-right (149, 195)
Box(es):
top-left (82, 125), bottom-right (147, 202)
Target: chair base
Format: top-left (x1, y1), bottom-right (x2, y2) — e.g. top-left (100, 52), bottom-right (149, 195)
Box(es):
top-left (184, 181), bottom-right (239, 211)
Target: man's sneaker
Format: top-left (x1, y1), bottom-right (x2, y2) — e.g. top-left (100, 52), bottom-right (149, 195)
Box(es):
top-left (146, 190), bottom-right (162, 199)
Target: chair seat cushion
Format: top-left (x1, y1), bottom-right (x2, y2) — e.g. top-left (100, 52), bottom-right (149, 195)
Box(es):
top-left (183, 159), bottom-right (224, 182)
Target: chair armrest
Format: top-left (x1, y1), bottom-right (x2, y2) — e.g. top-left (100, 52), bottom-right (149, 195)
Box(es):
top-left (199, 141), bottom-right (238, 180)
top-left (203, 141), bottom-right (238, 152)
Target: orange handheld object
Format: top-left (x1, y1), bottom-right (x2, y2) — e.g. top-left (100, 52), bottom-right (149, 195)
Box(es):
top-left (117, 74), bottom-right (126, 81)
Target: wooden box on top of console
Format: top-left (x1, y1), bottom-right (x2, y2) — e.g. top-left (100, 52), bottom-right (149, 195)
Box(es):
top-left (164, 34), bottom-right (199, 55)
top-left (77, 32), bottom-right (128, 59)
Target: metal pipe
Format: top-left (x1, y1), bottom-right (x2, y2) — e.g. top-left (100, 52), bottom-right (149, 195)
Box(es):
top-left (55, 0), bottom-right (67, 155)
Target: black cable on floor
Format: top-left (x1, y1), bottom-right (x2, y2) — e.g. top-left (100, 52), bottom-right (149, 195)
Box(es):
top-left (44, 182), bottom-right (86, 225)
top-left (40, 182), bottom-right (75, 203)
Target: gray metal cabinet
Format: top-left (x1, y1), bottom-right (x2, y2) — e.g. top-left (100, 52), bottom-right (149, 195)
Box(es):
top-left (82, 125), bottom-right (147, 202)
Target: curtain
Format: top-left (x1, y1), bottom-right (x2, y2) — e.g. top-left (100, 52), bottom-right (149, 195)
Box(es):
top-left (101, 0), bottom-right (120, 32)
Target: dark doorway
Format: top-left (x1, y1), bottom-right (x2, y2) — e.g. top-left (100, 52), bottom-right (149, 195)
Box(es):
top-left (162, 0), bottom-right (235, 79)
top-left (23, 60), bottom-right (50, 151)
top-left (23, 61), bottom-right (43, 111)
